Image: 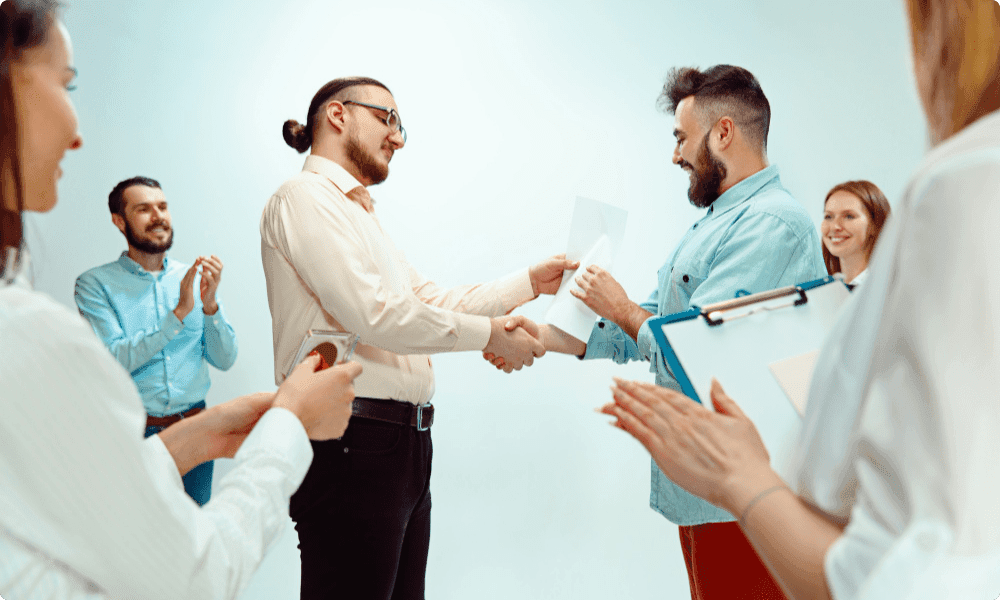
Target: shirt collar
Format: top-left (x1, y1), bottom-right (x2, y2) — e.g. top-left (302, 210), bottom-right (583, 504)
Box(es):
top-left (706, 164), bottom-right (781, 217)
top-left (1, 245), bottom-right (29, 288)
top-left (303, 154), bottom-right (367, 198)
top-left (117, 251), bottom-right (169, 276)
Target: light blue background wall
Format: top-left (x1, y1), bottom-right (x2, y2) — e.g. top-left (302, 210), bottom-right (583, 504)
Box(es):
top-left (29, 1), bottom-right (926, 598)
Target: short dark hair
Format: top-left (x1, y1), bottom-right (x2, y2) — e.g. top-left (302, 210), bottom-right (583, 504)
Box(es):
top-left (283, 76), bottom-right (392, 153)
top-left (658, 65), bottom-right (771, 151)
top-left (108, 176), bottom-right (162, 216)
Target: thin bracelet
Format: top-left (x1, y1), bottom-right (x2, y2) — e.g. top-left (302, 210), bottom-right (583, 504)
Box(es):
top-left (738, 484), bottom-right (788, 526)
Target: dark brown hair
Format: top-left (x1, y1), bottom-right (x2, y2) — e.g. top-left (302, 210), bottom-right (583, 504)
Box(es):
top-left (283, 76), bottom-right (391, 153)
top-left (658, 65), bottom-right (771, 152)
top-left (0, 0), bottom-right (58, 265)
top-left (108, 175), bottom-right (161, 216)
top-left (822, 180), bottom-right (892, 276)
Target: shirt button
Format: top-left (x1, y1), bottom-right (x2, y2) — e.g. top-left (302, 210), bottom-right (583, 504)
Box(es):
top-left (692, 223), bottom-right (698, 229)
top-left (598, 322), bottom-right (605, 329)
top-left (682, 275), bottom-right (690, 283)
top-left (166, 357), bottom-right (171, 362)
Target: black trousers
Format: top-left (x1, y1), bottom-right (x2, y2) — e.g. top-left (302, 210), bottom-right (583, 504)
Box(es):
top-left (290, 411), bottom-right (433, 600)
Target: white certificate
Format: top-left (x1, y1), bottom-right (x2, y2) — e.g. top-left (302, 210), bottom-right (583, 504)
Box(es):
top-left (545, 197), bottom-right (628, 342)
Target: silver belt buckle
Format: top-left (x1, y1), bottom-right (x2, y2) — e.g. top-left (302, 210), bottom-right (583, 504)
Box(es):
top-left (415, 405), bottom-right (429, 431)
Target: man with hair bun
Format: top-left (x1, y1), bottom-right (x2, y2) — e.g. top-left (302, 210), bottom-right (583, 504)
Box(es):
top-left (493, 64), bottom-right (826, 598)
top-left (260, 76), bottom-right (577, 600)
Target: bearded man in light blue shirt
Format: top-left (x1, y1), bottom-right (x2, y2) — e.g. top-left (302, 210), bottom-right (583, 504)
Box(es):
top-left (491, 65), bottom-right (826, 598)
top-left (75, 176), bottom-right (238, 506)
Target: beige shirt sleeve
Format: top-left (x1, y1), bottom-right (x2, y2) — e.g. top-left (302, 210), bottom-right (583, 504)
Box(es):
top-left (263, 180), bottom-right (531, 355)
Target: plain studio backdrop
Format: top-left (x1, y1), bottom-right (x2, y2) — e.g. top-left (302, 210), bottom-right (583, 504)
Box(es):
top-left (28, 1), bottom-right (925, 598)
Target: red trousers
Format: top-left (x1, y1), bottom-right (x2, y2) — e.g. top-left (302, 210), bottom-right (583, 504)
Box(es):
top-left (679, 521), bottom-right (787, 599)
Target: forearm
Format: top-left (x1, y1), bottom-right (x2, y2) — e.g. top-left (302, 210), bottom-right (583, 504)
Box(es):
top-left (730, 483), bottom-right (843, 600)
top-left (613, 303), bottom-right (653, 342)
top-left (157, 416), bottom-right (212, 476)
top-left (540, 324), bottom-right (586, 356)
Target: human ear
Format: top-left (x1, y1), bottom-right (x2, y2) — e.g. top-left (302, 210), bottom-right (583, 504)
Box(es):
top-left (325, 101), bottom-right (347, 134)
top-left (111, 213), bottom-right (126, 236)
top-left (715, 116), bottom-right (736, 150)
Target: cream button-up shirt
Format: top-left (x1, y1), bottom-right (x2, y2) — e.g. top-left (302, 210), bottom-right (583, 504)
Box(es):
top-left (260, 155), bottom-right (535, 404)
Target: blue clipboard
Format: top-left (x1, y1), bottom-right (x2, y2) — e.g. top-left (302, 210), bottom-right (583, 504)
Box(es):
top-left (646, 276), bottom-right (850, 480)
top-left (648, 276), bottom-right (840, 405)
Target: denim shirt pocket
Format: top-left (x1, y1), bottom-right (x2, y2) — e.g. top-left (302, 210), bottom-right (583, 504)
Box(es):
top-left (663, 258), bottom-right (709, 313)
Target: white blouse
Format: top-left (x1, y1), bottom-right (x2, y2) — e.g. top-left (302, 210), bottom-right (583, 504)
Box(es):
top-left (0, 251), bottom-right (313, 600)
top-left (793, 111), bottom-right (1000, 599)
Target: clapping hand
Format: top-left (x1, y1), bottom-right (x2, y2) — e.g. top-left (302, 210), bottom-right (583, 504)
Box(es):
top-left (598, 378), bottom-right (780, 513)
top-left (198, 255), bottom-right (224, 315)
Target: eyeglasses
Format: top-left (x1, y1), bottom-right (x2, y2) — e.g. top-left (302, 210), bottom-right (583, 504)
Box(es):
top-left (343, 100), bottom-right (407, 143)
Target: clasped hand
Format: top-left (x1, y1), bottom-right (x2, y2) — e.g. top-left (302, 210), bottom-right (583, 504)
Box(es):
top-left (482, 316), bottom-right (545, 373)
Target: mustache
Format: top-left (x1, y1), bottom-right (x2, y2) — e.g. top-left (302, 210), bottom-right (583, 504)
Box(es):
top-left (146, 221), bottom-right (171, 232)
top-left (678, 159), bottom-right (693, 171)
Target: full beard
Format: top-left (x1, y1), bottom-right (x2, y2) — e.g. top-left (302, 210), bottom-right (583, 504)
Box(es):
top-left (346, 133), bottom-right (389, 185)
top-left (687, 132), bottom-right (727, 209)
top-left (125, 220), bottom-right (173, 254)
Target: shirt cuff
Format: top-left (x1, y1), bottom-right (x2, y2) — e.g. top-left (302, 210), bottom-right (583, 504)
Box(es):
top-left (454, 313), bottom-right (493, 352)
top-left (203, 302), bottom-right (226, 326)
top-left (636, 317), bottom-right (656, 360)
top-left (162, 310), bottom-right (184, 338)
top-left (236, 407), bottom-right (314, 492)
top-left (504, 267), bottom-right (537, 307)
top-left (145, 433), bottom-right (186, 493)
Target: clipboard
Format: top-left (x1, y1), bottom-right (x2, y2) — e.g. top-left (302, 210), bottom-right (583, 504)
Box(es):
top-left (647, 276), bottom-right (851, 480)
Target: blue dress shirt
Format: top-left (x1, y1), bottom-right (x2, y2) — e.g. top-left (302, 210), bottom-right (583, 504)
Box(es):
top-left (74, 253), bottom-right (238, 417)
top-left (583, 165), bottom-right (826, 525)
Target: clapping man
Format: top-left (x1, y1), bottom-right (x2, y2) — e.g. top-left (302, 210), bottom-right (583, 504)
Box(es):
top-left (76, 176), bottom-right (237, 506)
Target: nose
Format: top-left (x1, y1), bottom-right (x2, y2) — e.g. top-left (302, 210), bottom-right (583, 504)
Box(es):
top-left (672, 144), bottom-right (681, 165)
top-left (388, 129), bottom-right (405, 150)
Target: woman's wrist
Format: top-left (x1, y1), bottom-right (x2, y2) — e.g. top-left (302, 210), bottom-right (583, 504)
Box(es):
top-left (721, 468), bottom-right (787, 519)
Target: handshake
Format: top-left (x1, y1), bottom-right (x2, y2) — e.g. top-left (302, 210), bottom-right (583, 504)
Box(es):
top-left (482, 315), bottom-right (548, 374)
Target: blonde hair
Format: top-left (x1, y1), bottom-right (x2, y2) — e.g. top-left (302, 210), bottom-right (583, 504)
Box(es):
top-left (907, 0), bottom-right (1000, 144)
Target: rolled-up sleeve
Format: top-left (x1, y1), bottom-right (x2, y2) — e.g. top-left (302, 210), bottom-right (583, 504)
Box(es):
top-left (583, 286), bottom-right (659, 365)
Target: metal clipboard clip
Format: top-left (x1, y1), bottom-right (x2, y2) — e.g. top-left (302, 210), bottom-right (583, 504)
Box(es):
top-left (702, 285), bottom-right (811, 327)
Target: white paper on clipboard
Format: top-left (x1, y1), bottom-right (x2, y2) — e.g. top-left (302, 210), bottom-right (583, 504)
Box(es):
top-left (545, 197), bottom-right (628, 341)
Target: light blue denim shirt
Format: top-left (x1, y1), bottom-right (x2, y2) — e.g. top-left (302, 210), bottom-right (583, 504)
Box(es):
top-left (74, 253), bottom-right (238, 417)
top-left (583, 165), bottom-right (826, 525)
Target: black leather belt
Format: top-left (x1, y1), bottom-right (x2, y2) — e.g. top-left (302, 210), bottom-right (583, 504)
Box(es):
top-left (352, 397), bottom-right (434, 431)
top-left (146, 404), bottom-right (204, 428)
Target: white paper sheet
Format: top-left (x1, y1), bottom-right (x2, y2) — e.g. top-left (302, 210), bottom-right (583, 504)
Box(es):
top-left (768, 349), bottom-right (820, 417)
top-left (545, 197), bottom-right (628, 341)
